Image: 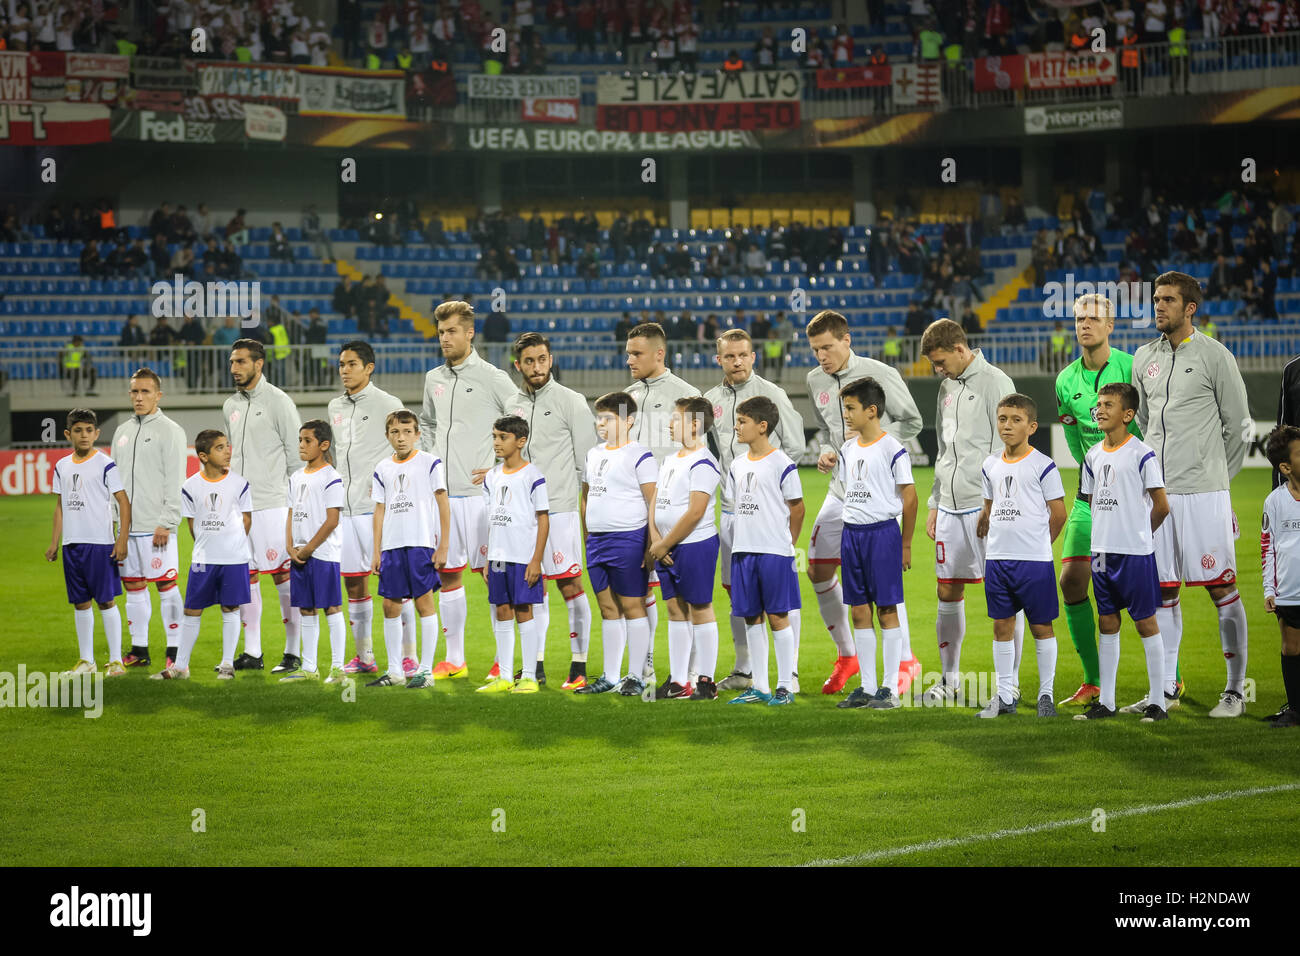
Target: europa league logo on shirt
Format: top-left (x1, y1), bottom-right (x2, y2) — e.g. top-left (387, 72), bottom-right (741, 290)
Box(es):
top-left (1001, 475), bottom-right (1016, 499)
top-left (498, 486), bottom-right (511, 505)
top-left (397, 473), bottom-right (409, 494)
top-left (745, 472), bottom-right (756, 492)
top-left (208, 493), bottom-right (220, 512)
top-left (854, 459), bottom-right (866, 482)
top-left (298, 484), bottom-right (308, 502)
top-left (1101, 464), bottom-right (1115, 487)
top-left (71, 474), bottom-right (82, 493)
top-left (597, 459), bottom-right (610, 477)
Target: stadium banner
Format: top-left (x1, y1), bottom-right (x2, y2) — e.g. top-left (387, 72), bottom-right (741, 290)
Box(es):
top-left (0, 447), bottom-right (202, 496)
top-left (28, 53), bottom-right (67, 103)
top-left (197, 61), bottom-right (300, 104)
top-left (597, 101), bottom-right (799, 132)
top-left (64, 75), bottom-right (122, 106)
top-left (0, 102), bottom-right (110, 144)
top-left (521, 96), bottom-right (580, 124)
top-left (132, 56), bottom-right (196, 91)
top-left (66, 53), bottom-right (129, 79)
top-left (0, 51), bottom-right (31, 102)
top-left (596, 70), bottom-right (801, 105)
top-left (462, 125), bottom-right (760, 152)
top-left (244, 103), bottom-right (287, 141)
top-left (297, 66), bottom-right (406, 118)
top-left (891, 63), bottom-right (941, 106)
top-left (110, 108), bottom-right (246, 144)
top-left (973, 54), bottom-right (1026, 91)
top-left (1026, 51), bottom-right (1116, 88)
top-left (1025, 101), bottom-right (1123, 134)
top-left (186, 95), bottom-right (247, 120)
top-left (468, 74), bottom-right (581, 100)
top-left (816, 66), bottom-right (891, 89)
top-left (123, 89), bottom-right (186, 112)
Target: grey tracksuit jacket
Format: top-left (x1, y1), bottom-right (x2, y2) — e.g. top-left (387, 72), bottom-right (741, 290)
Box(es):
top-left (328, 381), bottom-right (405, 517)
top-left (1132, 329), bottom-right (1251, 495)
top-left (508, 376), bottom-right (598, 515)
top-left (418, 348), bottom-right (519, 496)
top-left (110, 408), bottom-right (187, 532)
top-left (706, 370), bottom-right (806, 511)
top-left (222, 375), bottom-right (303, 512)
top-left (626, 368), bottom-right (702, 464)
top-left (929, 349), bottom-right (1016, 513)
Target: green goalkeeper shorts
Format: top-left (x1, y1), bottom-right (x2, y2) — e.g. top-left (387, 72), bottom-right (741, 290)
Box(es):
top-left (1062, 497), bottom-right (1093, 563)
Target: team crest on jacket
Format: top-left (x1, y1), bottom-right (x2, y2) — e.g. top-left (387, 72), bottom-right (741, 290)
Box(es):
top-left (943, 394), bottom-right (954, 408)
top-left (713, 405), bottom-right (723, 420)
top-left (118, 435), bottom-right (128, 446)
top-left (333, 413), bottom-right (343, 425)
top-left (818, 391), bottom-right (830, 406)
top-left (1146, 362), bottom-right (1160, 378)
top-left (230, 410), bottom-right (240, 422)
top-left (434, 384), bottom-right (446, 397)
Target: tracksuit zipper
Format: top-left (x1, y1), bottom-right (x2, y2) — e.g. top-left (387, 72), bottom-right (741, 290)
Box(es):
top-left (445, 367), bottom-right (459, 486)
top-left (1160, 345), bottom-right (1174, 482)
top-left (131, 415), bottom-right (142, 532)
top-left (950, 378), bottom-right (967, 509)
top-left (345, 395), bottom-right (357, 516)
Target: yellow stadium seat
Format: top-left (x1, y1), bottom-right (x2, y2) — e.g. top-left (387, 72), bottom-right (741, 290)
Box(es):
top-left (830, 208), bottom-right (850, 227)
top-left (750, 208), bottom-right (772, 228)
top-left (811, 208), bottom-right (831, 225)
top-left (728, 209), bottom-right (751, 228)
top-left (690, 209), bottom-right (711, 230)
top-left (790, 208), bottom-right (811, 224)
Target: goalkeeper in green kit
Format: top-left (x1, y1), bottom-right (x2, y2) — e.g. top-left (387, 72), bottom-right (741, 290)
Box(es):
top-left (1054, 293), bottom-right (1149, 706)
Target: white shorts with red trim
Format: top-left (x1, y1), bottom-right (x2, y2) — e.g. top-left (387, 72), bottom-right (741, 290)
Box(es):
top-left (340, 514), bottom-right (376, 577)
top-left (808, 493), bottom-right (844, 565)
top-left (445, 495), bottom-right (488, 574)
top-left (935, 508), bottom-right (985, 584)
top-left (1154, 490), bottom-right (1238, 588)
top-left (120, 533), bottom-right (179, 584)
top-left (720, 511), bottom-right (735, 587)
top-left (248, 507), bottom-right (291, 574)
top-left (542, 511), bottom-right (583, 579)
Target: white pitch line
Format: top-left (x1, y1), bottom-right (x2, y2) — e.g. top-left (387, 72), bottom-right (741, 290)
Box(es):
top-left (800, 782), bottom-right (1300, 867)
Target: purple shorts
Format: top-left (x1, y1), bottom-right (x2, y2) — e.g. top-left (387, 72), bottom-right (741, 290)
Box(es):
top-left (378, 546), bottom-right (441, 601)
top-left (841, 520), bottom-right (904, 608)
top-left (656, 536), bottom-right (719, 606)
top-left (185, 562), bottom-right (252, 610)
top-left (62, 543), bottom-right (122, 605)
top-left (486, 560), bottom-right (545, 607)
top-left (1092, 551), bottom-right (1159, 622)
top-left (289, 557), bottom-right (342, 610)
top-left (729, 552), bottom-right (801, 618)
top-left (587, 528), bottom-right (650, 598)
top-left (985, 558), bottom-right (1059, 625)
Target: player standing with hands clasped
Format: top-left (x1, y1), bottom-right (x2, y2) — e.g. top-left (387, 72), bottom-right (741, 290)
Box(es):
top-left (976, 395), bottom-right (1067, 719)
top-left (1262, 426), bottom-right (1300, 728)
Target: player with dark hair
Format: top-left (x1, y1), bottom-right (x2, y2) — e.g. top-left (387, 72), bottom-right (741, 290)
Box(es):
top-left (1262, 425), bottom-right (1300, 727)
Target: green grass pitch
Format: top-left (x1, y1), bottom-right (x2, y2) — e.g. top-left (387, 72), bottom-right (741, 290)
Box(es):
top-left (3, 467), bottom-right (1298, 866)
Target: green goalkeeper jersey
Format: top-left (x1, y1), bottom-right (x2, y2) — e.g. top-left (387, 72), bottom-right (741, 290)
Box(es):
top-left (1055, 348), bottom-right (1142, 468)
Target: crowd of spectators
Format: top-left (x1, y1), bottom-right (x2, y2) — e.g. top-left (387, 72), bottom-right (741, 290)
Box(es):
top-left (0, 0), bottom-right (120, 54)
top-left (331, 272), bottom-right (401, 338)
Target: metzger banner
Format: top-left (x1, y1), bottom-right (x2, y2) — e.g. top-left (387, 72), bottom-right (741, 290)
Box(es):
top-left (596, 70), bottom-right (801, 131)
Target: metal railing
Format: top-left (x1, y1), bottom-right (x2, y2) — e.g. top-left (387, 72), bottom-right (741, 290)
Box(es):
top-left (3, 329), bottom-right (1293, 405)
top-left (407, 32), bottom-right (1300, 126)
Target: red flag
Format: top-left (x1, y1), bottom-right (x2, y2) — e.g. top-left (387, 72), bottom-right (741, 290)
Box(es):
top-left (816, 66), bottom-right (891, 89)
top-left (973, 54), bottom-right (1026, 91)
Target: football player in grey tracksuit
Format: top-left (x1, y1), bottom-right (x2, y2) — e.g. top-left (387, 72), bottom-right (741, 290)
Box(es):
top-left (504, 331), bottom-right (600, 688)
top-left (223, 337), bottom-right (303, 671)
top-left (1128, 271), bottom-right (1252, 718)
top-left (624, 320), bottom-right (702, 684)
top-left (705, 327), bottom-right (806, 691)
top-left (804, 310), bottom-right (924, 697)
top-left (112, 368), bottom-right (187, 669)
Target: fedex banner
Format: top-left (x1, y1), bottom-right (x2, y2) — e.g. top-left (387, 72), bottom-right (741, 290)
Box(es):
top-left (0, 448), bottom-right (201, 496)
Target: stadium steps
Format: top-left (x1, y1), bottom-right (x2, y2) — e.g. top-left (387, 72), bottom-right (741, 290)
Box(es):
top-left (977, 262), bottom-right (1035, 328)
top-left (334, 257), bottom-right (438, 340)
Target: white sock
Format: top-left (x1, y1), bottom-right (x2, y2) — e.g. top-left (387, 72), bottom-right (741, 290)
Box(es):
top-left (1035, 635), bottom-right (1056, 701)
top-left (626, 616), bottom-right (651, 682)
top-left (897, 601), bottom-right (913, 660)
top-left (746, 622), bottom-right (771, 695)
top-left (936, 599), bottom-right (965, 684)
top-left (533, 598), bottom-right (549, 662)
top-left (493, 618), bottom-right (516, 679)
top-left (730, 614), bottom-right (751, 672)
top-left (74, 607), bottom-right (94, 662)
top-left (327, 611), bottom-right (346, 669)
top-left (439, 587), bottom-right (468, 665)
top-left (1216, 590), bottom-right (1248, 695)
top-left (100, 605), bottom-right (122, 663)
top-left (789, 608), bottom-right (801, 675)
top-left (519, 618), bottom-right (540, 681)
top-left (349, 596), bottom-right (374, 662)
top-left (383, 615), bottom-right (403, 679)
top-left (1157, 598), bottom-right (1181, 696)
top-left (693, 621), bottom-right (719, 681)
top-left (241, 578), bottom-right (263, 657)
top-left (419, 614), bottom-right (440, 671)
top-left (565, 591), bottom-right (592, 661)
top-left (1099, 632), bottom-right (1121, 710)
top-left (815, 578), bottom-right (855, 655)
top-left (881, 626), bottom-right (902, 697)
top-left (668, 620), bottom-right (691, 684)
top-left (125, 589), bottom-right (152, 651)
top-left (220, 609), bottom-right (240, 666)
top-left (176, 616), bottom-right (201, 669)
top-left (993, 640), bottom-right (1015, 705)
top-left (1141, 632), bottom-right (1165, 711)
top-left (1012, 611), bottom-right (1025, 690)
top-left (643, 596), bottom-right (658, 676)
top-left (772, 625), bottom-right (795, 691)
top-left (401, 599), bottom-right (417, 660)
top-left (277, 579), bottom-right (300, 656)
top-left (854, 626), bottom-right (877, 693)
top-left (601, 618), bottom-right (627, 683)
top-left (160, 585), bottom-right (183, 647)
top-left (300, 613), bottom-right (320, 673)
